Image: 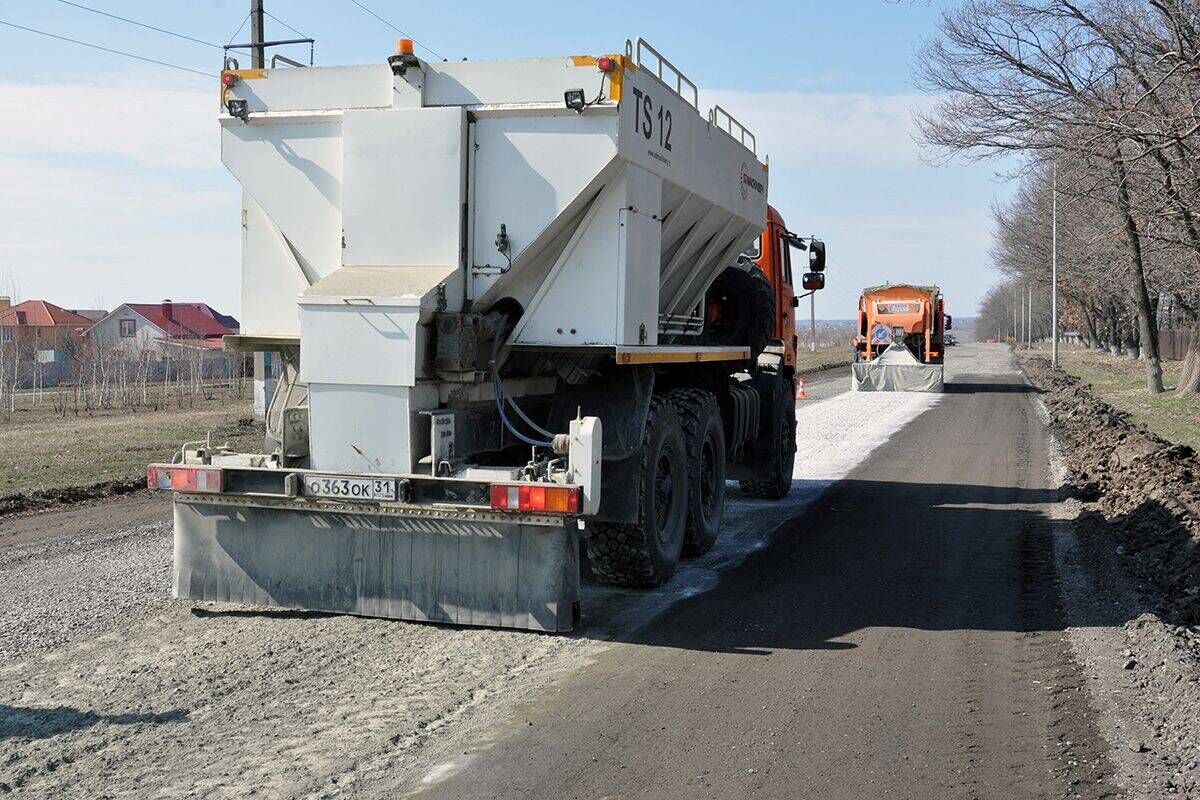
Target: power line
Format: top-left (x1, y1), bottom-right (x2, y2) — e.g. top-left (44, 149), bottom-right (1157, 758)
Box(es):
top-left (226, 12), bottom-right (251, 45)
top-left (346, 0), bottom-right (444, 60)
top-left (54, 0), bottom-right (222, 49)
top-left (0, 19), bottom-right (214, 77)
top-left (263, 10), bottom-right (307, 40)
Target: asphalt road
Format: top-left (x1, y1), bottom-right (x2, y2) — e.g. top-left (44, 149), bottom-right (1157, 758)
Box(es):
top-left (420, 344), bottom-right (1114, 799)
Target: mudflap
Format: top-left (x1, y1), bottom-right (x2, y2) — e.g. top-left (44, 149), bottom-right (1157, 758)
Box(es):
top-left (850, 363), bottom-right (944, 392)
top-left (173, 499), bottom-right (581, 632)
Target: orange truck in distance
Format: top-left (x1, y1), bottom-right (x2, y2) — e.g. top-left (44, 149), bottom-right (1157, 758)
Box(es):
top-left (851, 283), bottom-right (949, 392)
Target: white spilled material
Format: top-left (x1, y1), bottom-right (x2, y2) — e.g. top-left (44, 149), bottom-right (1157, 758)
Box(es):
top-left (794, 390), bottom-right (942, 480)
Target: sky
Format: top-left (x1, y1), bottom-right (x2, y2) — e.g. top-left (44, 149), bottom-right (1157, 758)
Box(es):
top-left (0, 0), bottom-right (1014, 320)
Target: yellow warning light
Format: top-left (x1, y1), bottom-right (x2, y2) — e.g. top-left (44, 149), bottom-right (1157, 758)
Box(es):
top-left (396, 38), bottom-right (414, 55)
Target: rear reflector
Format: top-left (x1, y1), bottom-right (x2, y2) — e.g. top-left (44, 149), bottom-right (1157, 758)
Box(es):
top-left (489, 483), bottom-right (580, 514)
top-left (147, 465), bottom-right (223, 494)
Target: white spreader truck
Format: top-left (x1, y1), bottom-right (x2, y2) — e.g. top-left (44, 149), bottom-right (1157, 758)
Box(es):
top-left (149, 38), bottom-right (823, 631)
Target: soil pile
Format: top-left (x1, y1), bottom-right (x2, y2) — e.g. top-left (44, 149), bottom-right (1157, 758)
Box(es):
top-left (0, 477), bottom-right (146, 518)
top-left (1026, 355), bottom-right (1200, 795)
top-left (1026, 356), bottom-right (1200, 623)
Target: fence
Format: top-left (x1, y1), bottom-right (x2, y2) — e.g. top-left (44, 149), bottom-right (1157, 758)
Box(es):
top-left (0, 344), bottom-right (251, 418)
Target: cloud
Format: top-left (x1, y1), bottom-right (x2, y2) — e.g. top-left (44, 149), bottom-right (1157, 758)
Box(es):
top-left (703, 89), bottom-right (938, 168)
top-left (0, 76), bottom-right (239, 313)
top-left (0, 75), bottom-right (218, 170)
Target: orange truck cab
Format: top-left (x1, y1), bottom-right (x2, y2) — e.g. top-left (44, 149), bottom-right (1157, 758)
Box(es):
top-left (750, 205), bottom-right (826, 369)
top-left (853, 283), bottom-right (950, 364)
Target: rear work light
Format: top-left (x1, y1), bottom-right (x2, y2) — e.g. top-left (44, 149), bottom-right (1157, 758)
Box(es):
top-left (490, 483), bottom-right (580, 514)
top-left (147, 465), bottom-right (223, 494)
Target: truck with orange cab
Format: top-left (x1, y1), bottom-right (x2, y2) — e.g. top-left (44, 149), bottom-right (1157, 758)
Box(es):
top-left (851, 283), bottom-right (949, 392)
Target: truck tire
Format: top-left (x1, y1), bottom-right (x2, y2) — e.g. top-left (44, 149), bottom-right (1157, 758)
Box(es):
top-left (586, 395), bottom-right (688, 587)
top-left (739, 375), bottom-right (796, 500)
top-left (665, 388), bottom-right (726, 557)
top-left (705, 266), bottom-right (775, 361)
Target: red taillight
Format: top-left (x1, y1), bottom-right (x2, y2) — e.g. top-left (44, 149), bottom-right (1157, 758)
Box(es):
top-left (597, 55), bottom-right (616, 73)
top-left (490, 483), bottom-right (580, 514)
top-left (221, 72), bottom-right (238, 87)
top-left (147, 465), bottom-right (222, 494)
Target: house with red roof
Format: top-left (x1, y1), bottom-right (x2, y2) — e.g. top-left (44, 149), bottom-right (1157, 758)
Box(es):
top-left (87, 300), bottom-right (239, 363)
top-left (0, 297), bottom-right (95, 363)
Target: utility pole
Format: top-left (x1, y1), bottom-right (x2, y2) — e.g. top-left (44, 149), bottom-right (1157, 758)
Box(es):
top-left (810, 292), bottom-right (816, 352)
top-left (1013, 289), bottom-right (1017, 343)
top-left (1052, 164), bottom-right (1059, 366)
top-left (1021, 286), bottom-right (1026, 346)
top-left (250, 0), bottom-right (265, 69)
top-left (1028, 284), bottom-right (1033, 348)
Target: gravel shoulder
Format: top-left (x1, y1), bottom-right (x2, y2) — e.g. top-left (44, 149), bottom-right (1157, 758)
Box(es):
top-left (1022, 352), bottom-right (1200, 798)
top-left (0, 357), bottom-right (937, 798)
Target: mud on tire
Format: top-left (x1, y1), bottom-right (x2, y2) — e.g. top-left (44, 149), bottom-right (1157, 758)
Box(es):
top-left (586, 395), bottom-right (688, 587)
top-left (665, 388), bottom-right (726, 557)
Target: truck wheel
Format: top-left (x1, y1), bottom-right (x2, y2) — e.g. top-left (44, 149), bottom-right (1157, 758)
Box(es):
top-left (739, 377), bottom-right (796, 500)
top-left (705, 266), bottom-right (775, 361)
top-left (666, 388), bottom-right (726, 557)
top-left (587, 395), bottom-right (688, 587)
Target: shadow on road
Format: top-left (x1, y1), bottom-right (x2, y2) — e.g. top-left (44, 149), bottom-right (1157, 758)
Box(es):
top-left (942, 382), bottom-right (1042, 395)
top-left (189, 607), bottom-right (334, 621)
top-left (583, 476), bottom-right (1117, 656)
top-left (0, 705), bottom-right (187, 741)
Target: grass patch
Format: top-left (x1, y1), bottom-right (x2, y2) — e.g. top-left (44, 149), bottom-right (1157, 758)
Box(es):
top-left (1052, 348), bottom-right (1200, 452)
top-left (0, 397), bottom-right (262, 496)
top-left (793, 346), bottom-right (852, 375)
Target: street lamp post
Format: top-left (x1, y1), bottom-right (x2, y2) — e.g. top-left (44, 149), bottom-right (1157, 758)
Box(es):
top-left (1052, 165), bottom-right (1059, 366)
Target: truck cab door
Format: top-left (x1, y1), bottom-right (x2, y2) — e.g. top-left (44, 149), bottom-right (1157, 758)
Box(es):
top-left (777, 230), bottom-right (797, 366)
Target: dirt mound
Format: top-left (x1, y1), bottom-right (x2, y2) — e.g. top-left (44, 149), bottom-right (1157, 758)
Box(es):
top-left (1025, 355), bottom-right (1200, 795)
top-left (1025, 356), bottom-right (1200, 624)
top-left (0, 477), bottom-right (147, 518)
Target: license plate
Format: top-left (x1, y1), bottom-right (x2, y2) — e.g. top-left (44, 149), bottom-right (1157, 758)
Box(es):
top-left (302, 475), bottom-right (398, 502)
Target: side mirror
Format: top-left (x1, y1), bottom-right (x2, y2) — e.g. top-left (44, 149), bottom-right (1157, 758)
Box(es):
top-left (801, 272), bottom-right (825, 291)
top-left (945, 314), bottom-right (953, 330)
top-left (808, 240), bottom-right (826, 272)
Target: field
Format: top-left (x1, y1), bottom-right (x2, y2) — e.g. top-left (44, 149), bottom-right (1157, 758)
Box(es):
top-left (1046, 345), bottom-right (1200, 451)
top-left (0, 395), bottom-right (261, 496)
top-left (792, 344), bottom-right (852, 374)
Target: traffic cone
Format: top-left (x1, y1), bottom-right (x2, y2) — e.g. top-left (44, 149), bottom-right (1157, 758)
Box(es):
top-left (795, 377), bottom-right (807, 400)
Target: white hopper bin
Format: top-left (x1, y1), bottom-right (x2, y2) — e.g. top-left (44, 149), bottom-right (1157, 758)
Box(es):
top-left (220, 39), bottom-right (767, 351)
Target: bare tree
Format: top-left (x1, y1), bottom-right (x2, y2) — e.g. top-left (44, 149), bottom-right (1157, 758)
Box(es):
top-left (914, 0), bottom-right (1200, 392)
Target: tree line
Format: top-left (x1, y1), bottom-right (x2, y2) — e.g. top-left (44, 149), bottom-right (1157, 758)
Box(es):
top-left (917, 0), bottom-right (1200, 394)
